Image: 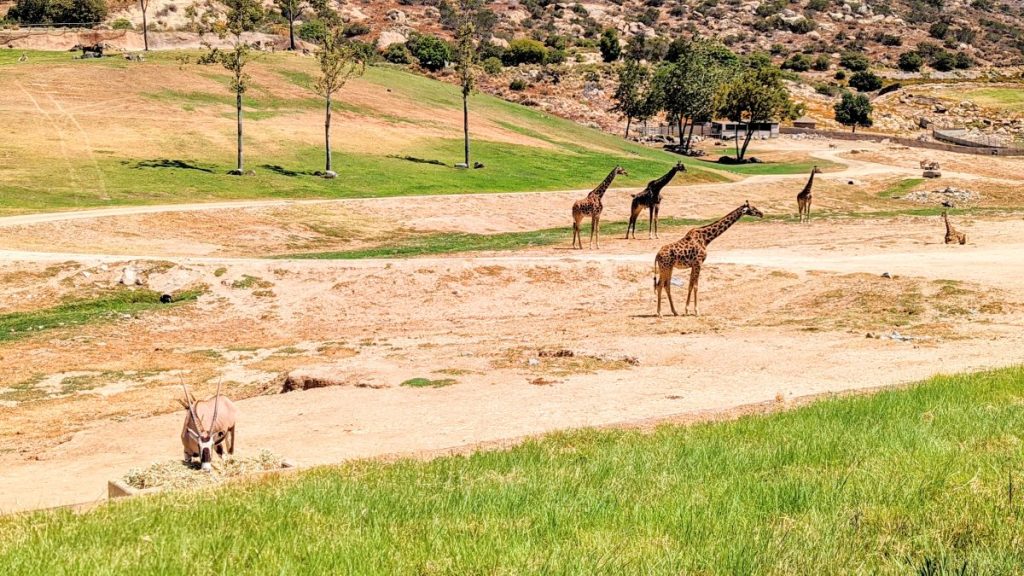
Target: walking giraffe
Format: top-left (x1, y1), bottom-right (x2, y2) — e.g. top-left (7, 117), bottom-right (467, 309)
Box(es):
top-left (796, 165), bottom-right (822, 223)
top-left (571, 166), bottom-right (627, 249)
top-left (625, 162), bottom-right (686, 240)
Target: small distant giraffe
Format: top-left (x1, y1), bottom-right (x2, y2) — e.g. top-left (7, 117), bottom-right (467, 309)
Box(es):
top-left (942, 210), bottom-right (966, 245)
top-left (796, 165), bottom-right (822, 223)
top-left (625, 161), bottom-right (686, 240)
top-left (653, 201), bottom-right (764, 316)
top-left (571, 165), bottom-right (627, 249)
top-left (18, 52), bottom-right (28, 63)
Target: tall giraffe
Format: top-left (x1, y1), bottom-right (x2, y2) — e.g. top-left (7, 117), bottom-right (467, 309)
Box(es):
top-left (653, 201), bottom-right (764, 316)
top-left (571, 165), bottom-right (627, 249)
top-left (625, 161), bottom-right (687, 240)
top-left (796, 165), bottom-right (822, 223)
top-left (942, 210), bottom-right (966, 245)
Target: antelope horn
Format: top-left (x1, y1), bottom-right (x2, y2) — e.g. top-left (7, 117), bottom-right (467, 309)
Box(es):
top-left (210, 380), bottom-right (222, 431)
top-left (181, 380), bottom-right (203, 435)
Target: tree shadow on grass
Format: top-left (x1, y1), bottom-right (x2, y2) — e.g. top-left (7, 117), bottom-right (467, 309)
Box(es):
top-left (260, 164), bottom-right (313, 177)
top-left (128, 159), bottom-right (216, 173)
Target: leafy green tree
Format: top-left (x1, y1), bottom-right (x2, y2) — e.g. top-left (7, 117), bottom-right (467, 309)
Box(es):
top-left (717, 65), bottom-right (798, 160)
top-left (408, 34), bottom-right (451, 72)
top-left (833, 91), bottom-right (873, 133)
top-left (599, 28), bottom-right (621, 62)
top-left (274, 0), bottom-right (306, 50)
top-left (503, 38), bottom-right (548, 65)
top-left (7, 0), bottom-right (107, 26)
top-left (657, 39), bottom-right (731, 151)
top-left (612, 59), bottom-right (656, 137)
top-left (812, 54), bottom-right (830, 71)
top-left (898, 51), bottom-right (923, 72)
top-left (313, 26), bottom-right (365, 177)
top-left (931, 50), bottom-right (956, 71)
top-left (848, 70), bottom-right (882, 92)
top-left (839, 51), bottom-right (870, 71)
top-left (196, 0), bottom-right (266, 175)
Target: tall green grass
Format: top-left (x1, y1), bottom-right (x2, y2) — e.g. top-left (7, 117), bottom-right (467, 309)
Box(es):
top-left (3, 367), bottom-right (1024, 574)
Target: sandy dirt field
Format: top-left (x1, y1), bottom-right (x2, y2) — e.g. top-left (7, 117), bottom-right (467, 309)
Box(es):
top-left (2, 139), bottom-right (1024, 513)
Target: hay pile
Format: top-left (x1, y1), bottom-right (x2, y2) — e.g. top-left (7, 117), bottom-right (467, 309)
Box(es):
top-left (123, 450), bottom-right (284, 490)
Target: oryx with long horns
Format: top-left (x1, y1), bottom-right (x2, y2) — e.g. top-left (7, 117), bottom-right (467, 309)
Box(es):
top-left (179, 381), bottom-right (238, 472)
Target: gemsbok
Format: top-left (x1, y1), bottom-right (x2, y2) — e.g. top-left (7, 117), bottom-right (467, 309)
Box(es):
top-left (180, 382), bottom-right (238, 472)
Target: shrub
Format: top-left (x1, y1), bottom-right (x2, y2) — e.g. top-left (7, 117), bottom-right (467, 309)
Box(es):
top-left (502, 38), bottom-right (548, 66)
top-left (382, 43), bottom-right (412, 64)
top-left (788, 18), bottom-right (817, 34)
top-left (298, 19), bottom-right (327, 44)
top-left (111, 17), bottom-right (131, 30)
top-left (839, 51), bottom-right (870, 71)
top-left (344, 22), bottom-right (371, 37)
top-left (8, 0), bottom-right (108, 26)
top-left (931, 50), bottom-right (956, 71)
top-left (929, 21), bottom-right (950, 39)
top-left (509, 78), bottom-right (528, 91)
top-left (849, 70), bottom-right (883, 91)
top-left (482, 56), bottom-right (503, 75)
top-left (834, 69), bottom-right (846, 80)
top-left (954, 51), bottom-right (974, 69)
top-left (812, 54), bottom-right (830, 71)
top-left (599, 28), bottom-right (620, 62)
top-left (407, 34), bottom-right (451, 72)
top-left (898, 51), bottom-right (923, 72)
top-left (806, 0), bottom-right (829, 11)
top-left (782, 53), bottom-right (812, 71)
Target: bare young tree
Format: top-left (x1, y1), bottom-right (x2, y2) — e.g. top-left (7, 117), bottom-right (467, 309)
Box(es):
top-left (454, 15), bottom-right (476, 168)
top-left (139, 0), bottom-right (150, 51)
top-left (313, 26), bottom-right (365, 177)
top-left (274, 0), bottom-right (304, 51)
top-left (196, 0), bottom-right (265, 175)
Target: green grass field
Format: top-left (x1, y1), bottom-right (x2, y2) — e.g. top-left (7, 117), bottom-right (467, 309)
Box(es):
top-left (688, 155), bottom-right (839, 175)
top-left (959, 87), bottom-right (1024, 112)
top-left (879, 178), bottom-right (926, 199)
top-left (0, 288), bottom-right (202, 343)
top-left (2, 367), bottom-right (1024, 574)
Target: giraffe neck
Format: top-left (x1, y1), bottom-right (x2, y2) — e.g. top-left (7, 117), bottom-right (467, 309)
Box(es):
top-left (800, 170), bottom-right (815, 196)
top-left (647, 166), bottom-right (680, 196)
top-left (944, 213), bottom-right (953, 233)
top-left (589, 167), bottom-right (620, 199)
top-left (695, 205), bottom-right (746, 245)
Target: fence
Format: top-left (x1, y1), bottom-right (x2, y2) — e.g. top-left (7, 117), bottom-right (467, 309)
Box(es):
top-left (781, 127), bottom-right (1024, 157)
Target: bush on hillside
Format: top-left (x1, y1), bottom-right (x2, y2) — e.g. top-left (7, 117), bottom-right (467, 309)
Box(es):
top-left (382, 43), bottom-right (412, 65)
top-left (502, 38), bottom-right (548, 66)
top-left (849, 70), bottom-right (883, 92)
top-left (299, 19), bottom-right (327, 44)
top-left (482, 56), bottom-right (503, 75)
top-left (407, 33), bottom-right (451, 72)
top-left (898, 51), bottom-right (923, 72)
top-left (7, 0), bottom-right (108, 26)
top-left (839, 51), bottom-right (870, 71)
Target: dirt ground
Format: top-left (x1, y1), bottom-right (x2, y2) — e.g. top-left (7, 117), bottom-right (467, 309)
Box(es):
top-left (3, 138), bottom-right (1024, 513)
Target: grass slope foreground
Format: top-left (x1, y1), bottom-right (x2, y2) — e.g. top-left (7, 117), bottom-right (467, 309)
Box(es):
top-left (3, 367), bottom-right (1024, 574)
top-left (0, 49), bottom-right (724, 214)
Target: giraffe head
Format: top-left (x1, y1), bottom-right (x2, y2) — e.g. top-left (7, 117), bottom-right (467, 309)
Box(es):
top-left (741, 200), bottom-right (764, 219)
top-left (812, 165), bottom-right (822, 174)
top-left (615, 165), bottom-right (629, 176)
top-left (675, 161), bottom-right (687, 173)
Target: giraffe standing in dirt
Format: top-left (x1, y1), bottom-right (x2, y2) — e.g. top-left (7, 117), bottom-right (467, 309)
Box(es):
top-left (797, 165), bottom-right (822, 223)
top-left (942, 210), bottom-right (966, 245)
top-left (571, 165), bottom-right (627, 249)
top-left (625, 162), bottom-right (686, 240)
top-left (653, 201), bottom-right (764, 316)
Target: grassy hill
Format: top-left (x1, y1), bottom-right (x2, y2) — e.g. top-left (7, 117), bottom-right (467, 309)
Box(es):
top-left (2, 367), bottom-right (1024, 573)
top-left (0, 49), bottom-right (727, 215)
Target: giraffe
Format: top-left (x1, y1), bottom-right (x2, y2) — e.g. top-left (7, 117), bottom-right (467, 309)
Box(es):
top-left (942, 210), bottom-right (966, 245)
top-left (796, 165), bottom-right (822, 223)
top-left (653, 201), bottom-right (764, 316)
top-left (625, 161), bottom-right (687, 240)
top-left (571, 165), bottom-right (627, 249)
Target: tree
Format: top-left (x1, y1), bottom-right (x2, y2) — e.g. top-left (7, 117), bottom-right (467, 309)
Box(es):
top-left (848, 70), bottom-right (882, 92)
top-left (839, 51), bottom-right (870, 71)
top-left (599, 28), bottom-right (621, 63)
top-left (8, 0), bottom-right (107, 26)
top-left (898, 51), bottom-right (923, 72)
top-left (611, 59), bottom-right (655, 138)
top-left (503, 38), bottom-right (547, 66)
top-left (140, 0), bottom-right (149, 51)
top-left (407, 34), bottom-right (451, 72)
top-left (656, 40), bottom-right (731, 151)
top-left (453, 1), bottom-right (479, 168)
top-left (717, 65), bottom-right (798, 161)
top-left (196, 0), bottom-right (265, 175)
top-left (834, 91), bottom-right (873, 133)
top-left (275, 0), bottom-right (305, 50)
top-left (313, 26), bottom-right (365, 177)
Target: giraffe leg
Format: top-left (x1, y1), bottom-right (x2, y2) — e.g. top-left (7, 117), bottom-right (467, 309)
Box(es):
top-left (653, 204), bottom-right (660, 239)
top-left (647, 206), bottom-right (654, 239)
top-left (665, 271), bottom-right (678, 316)
top-left (687, 266), bottom-right (702, 316)
top-left (627, 204), bottom-right (642, 239)
top-left (594, 214), bottom-right (601, 249)
top-left (572, 214), bottom-right (583, 249)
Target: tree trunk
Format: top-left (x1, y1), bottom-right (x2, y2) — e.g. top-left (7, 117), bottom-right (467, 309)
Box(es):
top-left (325, 94), bottom-right (333, 173)
top-left (677, 115), bottom-right (684, 149)
top-left (624, 116), bottom-right (632, 138)
top-left (679, 117), bottom-right (689, 149)
top-left (236, 91), bottom-right (243, 173)
top-left (463, 93), bottom-right (470, 166)
top-left (852, 125), bottom-right (857, 134)
top-left (140, 0), bottom-right (148, 52)
top-left (734, 126), bottom-right (740, 160)
top-left (685, 121), bottom-right (697, 150)
top-left (288, 10), bottom-right (295, 51)
top-left (739, 124), bottom-right (755, 161)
